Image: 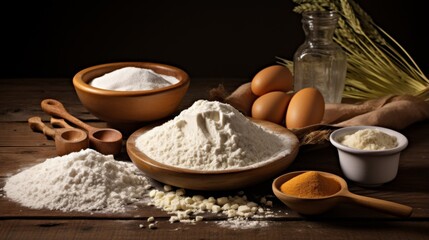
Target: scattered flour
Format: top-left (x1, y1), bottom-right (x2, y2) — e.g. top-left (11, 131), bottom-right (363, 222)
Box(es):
top-left (339, 129), bottom-right (398, 150)
top-left (4, 148), bottom-right (280, 229)
top-left (216, 218), bottom-right (269, 230)
top-left (136, 100), bottom-right (295, 170)
top-left (4, 149), bottom-right (152, 212)
top-left (148, 184), bottom-right (275, 228)
top-left (89, 66), bottom-right (179, 91)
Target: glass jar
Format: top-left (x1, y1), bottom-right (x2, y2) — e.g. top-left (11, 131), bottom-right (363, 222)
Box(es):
top-left (293, 11), bottom-right (347, 103)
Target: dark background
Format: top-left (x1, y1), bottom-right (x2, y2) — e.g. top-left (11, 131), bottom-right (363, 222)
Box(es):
top-left (1, 0), bottom-right (427, 79)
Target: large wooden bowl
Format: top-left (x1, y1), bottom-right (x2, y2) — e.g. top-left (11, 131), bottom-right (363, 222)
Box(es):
top-left (126, 119), bottom-right (299, 191)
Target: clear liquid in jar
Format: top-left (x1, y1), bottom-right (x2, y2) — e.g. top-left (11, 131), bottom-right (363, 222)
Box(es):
top-left (294, 53), bottom-right (346, 103)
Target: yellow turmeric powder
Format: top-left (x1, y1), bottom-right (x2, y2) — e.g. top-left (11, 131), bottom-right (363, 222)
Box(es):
top-left (280, 171), bottom-right (340, 198)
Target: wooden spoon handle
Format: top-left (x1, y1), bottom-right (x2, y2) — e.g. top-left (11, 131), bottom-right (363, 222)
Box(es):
top-left (28, 116), bottom-right (56, 138)
top-left (344, 192), bottom-right (413, 218)
top-left (50, 117), bottom-right (74, 129)
top-left (41, 99), bottom-right (95, 132)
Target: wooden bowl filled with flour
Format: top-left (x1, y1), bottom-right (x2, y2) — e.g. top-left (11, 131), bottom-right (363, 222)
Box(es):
top-left (73, 62), bottom-right (190, 132)
top-left (127, 100), bottom-right (299, 191)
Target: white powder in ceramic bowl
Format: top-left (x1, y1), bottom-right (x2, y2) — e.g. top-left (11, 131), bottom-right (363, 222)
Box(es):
top-left (89, 66), bottom-right (179, 91)
top-left (135, 100), bottom-right (295, 171)
top-left (339, 129), bottom-right (398, 150)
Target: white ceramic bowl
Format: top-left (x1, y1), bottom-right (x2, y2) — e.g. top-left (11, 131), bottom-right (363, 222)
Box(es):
top-left (329, 126), bottom-right (408, 187)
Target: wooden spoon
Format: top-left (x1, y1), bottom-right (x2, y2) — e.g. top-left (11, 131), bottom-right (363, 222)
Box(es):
top-left (28, 116), bottom-right (89, 156)
top-left (272, 171), bottom-right (413, 217)
top-left (41, 99), bottom-right (123, 155)
top-left (50, 117), bottom-right (76, 129)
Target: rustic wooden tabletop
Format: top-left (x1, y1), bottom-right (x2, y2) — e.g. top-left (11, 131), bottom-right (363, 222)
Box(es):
top-left (1, 78), bottom-right (428, 240)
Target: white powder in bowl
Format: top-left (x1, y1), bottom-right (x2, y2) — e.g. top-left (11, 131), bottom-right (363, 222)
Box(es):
top-left (339, 129), bottom-right (398, 150)
top-left (136, 100), bottom-right (294, 171)
top-left (4, 149), bottom-right (151, 212)
top-left (89, 66), bottom-right (179, 91)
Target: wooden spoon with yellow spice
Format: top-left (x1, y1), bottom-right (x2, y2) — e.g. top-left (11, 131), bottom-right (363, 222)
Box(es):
top-left (272, 171), bottom-right (412, 217)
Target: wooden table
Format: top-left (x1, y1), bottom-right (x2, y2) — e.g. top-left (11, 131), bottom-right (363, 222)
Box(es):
top-left (1, 78), bottom-right (428, 239)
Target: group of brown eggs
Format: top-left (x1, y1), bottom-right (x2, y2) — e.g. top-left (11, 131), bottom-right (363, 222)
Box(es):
top-left (250, 65), bottom-right (325, 129)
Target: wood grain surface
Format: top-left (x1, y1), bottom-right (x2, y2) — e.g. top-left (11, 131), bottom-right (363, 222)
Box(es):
top-left (1, 78), bottom-right (428, 239)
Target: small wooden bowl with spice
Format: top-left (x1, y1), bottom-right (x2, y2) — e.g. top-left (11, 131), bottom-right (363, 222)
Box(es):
top-left (272, 170), bottom-right (413, 217)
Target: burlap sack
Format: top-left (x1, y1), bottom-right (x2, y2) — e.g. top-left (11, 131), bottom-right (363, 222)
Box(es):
top-left (210, 83), bottom-right (429, 145)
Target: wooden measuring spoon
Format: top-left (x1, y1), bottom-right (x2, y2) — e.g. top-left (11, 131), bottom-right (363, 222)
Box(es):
top-left (28, 116), bottom-right (89, 156)
top-left (41, 99), bottom-right (123, 155)
top-left (51, 117), bottom-right (76, 129)
top-left (272, 171), bottom-right (413, 217)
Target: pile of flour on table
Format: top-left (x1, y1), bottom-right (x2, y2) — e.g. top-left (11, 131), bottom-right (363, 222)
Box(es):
top-left (3, 149), bottom-right (151, 212)
top-left (3, 148), bottom-right (279, 228)
top-left (89, 66), bottom-right (179, 91)
top-left (136, 100), bottom-right (294, 170)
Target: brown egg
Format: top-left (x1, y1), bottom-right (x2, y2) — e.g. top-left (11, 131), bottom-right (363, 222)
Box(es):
top-left (252, 91), bottom-right (293, 125)
top-left (286, 88), bottom-right (325, 129)
top-left (251, 65), bottom-right (293, 96)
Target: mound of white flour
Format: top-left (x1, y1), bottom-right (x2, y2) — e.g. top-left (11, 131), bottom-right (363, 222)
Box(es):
top-left (90, 66), bottom-right (179, 91)
top-left (136, 100), bottom-right (294, 170)
top-left (4, 149), bottom-right (151, 212)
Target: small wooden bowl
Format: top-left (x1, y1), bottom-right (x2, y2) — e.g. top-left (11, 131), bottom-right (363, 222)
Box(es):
top-left (127, 119), bottom-right (299, 191)
top-left (272, 171), bottom-right (344, 215)
top-left (272, 171), bottom-right (413, 217)
top-left (73, 62), bottom-right (190, 132)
